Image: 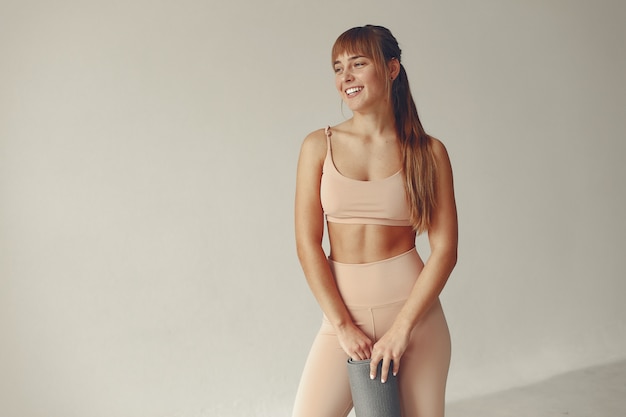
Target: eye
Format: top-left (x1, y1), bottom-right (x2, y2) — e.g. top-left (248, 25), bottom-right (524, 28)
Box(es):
top-left (334, 67), bottom-right (343, 74)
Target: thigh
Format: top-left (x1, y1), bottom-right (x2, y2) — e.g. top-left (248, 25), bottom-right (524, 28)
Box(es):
top-left (292, 320), bottom-right (353, 417)
top-left (397, 300), bottom-right (451, 417)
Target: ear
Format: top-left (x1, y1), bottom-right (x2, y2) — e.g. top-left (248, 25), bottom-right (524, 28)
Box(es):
top-left (388, 57), bottom-right (400, 80)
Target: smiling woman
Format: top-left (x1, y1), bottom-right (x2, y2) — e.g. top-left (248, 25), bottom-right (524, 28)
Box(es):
top-left (333, 54), bottom-right (388, 113)
top-left (292, 25), bottom-right (458, 417)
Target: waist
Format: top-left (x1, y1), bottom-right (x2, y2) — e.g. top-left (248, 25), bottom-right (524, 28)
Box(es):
top-left (327, 222), bottom-right (416, 264)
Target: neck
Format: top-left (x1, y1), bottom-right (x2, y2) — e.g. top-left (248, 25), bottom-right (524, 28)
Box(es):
top-left (350, 104), bottom-right (397, 138)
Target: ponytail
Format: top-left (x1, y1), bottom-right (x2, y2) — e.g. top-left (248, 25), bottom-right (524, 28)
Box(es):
top-left (392, 63), bottom-right (437, 234)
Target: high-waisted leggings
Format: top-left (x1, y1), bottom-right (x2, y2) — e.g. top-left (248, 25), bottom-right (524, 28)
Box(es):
top-left (292, 248), bottom-right (451, 417)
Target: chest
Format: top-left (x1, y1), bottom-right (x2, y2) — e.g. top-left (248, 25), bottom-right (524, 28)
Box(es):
top-left (329, 139), bottom-right (402, 181)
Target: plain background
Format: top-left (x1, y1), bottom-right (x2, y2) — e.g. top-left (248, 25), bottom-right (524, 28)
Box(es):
top-left (1, 1), bottom-right (625, 416)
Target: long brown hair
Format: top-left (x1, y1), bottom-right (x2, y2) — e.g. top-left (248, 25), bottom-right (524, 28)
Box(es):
top-left (332, 25), bottom-right (437, 234)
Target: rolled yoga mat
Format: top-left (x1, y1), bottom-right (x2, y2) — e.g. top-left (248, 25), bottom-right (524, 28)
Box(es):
top-left (346, 358), bottom-right (402, 417)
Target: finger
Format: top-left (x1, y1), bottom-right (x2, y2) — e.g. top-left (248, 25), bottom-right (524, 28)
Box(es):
top-left (360, 344), bottom-right (372, 361)
top-left (392, 358), bottom-right (400, 377)
top-left (358, 349), bottom-right (367, 361)
top-left (380, 357), bottom-right (390, 383)
top-left (365, 349), bottom-right (372, 359)
top-left (369, 356), bottom-right (380, 380)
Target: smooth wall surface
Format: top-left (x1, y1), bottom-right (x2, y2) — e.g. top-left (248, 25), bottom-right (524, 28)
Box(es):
top-left (1, 1), bottom-right (625, 416)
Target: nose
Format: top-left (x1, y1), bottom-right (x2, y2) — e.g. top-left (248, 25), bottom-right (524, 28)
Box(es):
top-left (342, 68), bottom-right (354, 82)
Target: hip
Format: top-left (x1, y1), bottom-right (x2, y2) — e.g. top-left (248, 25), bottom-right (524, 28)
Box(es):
top-left (328, 247), bottom-right (424, 307)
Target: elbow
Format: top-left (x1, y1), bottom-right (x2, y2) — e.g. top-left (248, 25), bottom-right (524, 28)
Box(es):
top-left (448, 243), bottom-right (458, 266)
top-left (431, 245), bottom-right (457, 273)
top-left (295, 238), bottom-right (319, 265)
top-left (446, 243), bottom-right (458, 270)
top-left (449, 249), bottom-right (458, 271)
top-left (295, 241), bottom-right (308, 264)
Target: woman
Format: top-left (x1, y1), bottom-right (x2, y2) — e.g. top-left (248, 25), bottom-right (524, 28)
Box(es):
top-left (293, 25), bottom-right (458, 417)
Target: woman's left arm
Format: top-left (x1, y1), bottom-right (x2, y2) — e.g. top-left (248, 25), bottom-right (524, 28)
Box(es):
top-left (370, 138), bottom-right (458, 382)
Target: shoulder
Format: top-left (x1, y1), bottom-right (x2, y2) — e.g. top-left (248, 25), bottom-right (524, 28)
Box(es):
top-left (301, 128), bottom-right (328, 149)
top-left (428, 136), bottom-right (452, 165)
top-left (298, 128), bottom-right (328, 168)
top-left (428, 136), bottom-right (455, 189)
top-left (300, 120), bottom-right (353, 157)
top-left (428, 136), bottom-right (448, 155)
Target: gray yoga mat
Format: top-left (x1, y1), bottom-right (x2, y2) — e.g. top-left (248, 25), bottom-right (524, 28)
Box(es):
top-left (346, 358), bottom-right (402, 417)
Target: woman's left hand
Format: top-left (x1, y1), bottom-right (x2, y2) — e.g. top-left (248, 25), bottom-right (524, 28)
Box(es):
top-left (369, 324), bottom-right (411, 383)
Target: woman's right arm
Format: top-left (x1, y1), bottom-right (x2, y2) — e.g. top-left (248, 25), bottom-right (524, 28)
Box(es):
top-left (294, 130), bottom-right (372, 360)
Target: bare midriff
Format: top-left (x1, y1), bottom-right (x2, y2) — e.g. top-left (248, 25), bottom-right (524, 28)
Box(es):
top-left (327, 223), bottom-right (416, 264)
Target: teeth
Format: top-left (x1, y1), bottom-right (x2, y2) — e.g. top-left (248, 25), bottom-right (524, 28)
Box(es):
top-left (346, 87), bottom-right (363, 95)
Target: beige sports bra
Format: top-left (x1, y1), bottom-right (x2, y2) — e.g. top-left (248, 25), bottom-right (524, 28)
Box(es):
top-left (320, 126), bottom-right (412, 227)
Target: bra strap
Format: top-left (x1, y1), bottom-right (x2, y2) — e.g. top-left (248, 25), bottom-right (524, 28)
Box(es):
top-left (324, 126), bottom-right (332, 155)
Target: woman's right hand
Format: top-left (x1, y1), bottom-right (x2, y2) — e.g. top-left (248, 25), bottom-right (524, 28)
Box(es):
top-left (336, 322), bottom-right (373, 361)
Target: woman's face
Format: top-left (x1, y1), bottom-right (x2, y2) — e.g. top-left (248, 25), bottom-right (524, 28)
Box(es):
top-left (333, 51), bottom-right (388, 113)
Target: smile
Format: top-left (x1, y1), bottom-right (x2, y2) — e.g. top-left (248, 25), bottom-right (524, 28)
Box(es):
top-left (345, 87), bottom-right (363, 96)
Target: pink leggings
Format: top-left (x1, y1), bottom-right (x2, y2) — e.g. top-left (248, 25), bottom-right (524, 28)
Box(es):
top-left (292, 248), bottom-right (451, 417)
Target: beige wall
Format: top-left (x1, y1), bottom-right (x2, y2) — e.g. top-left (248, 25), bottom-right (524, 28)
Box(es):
top-left (1, 0), bottom-right (625, 416)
